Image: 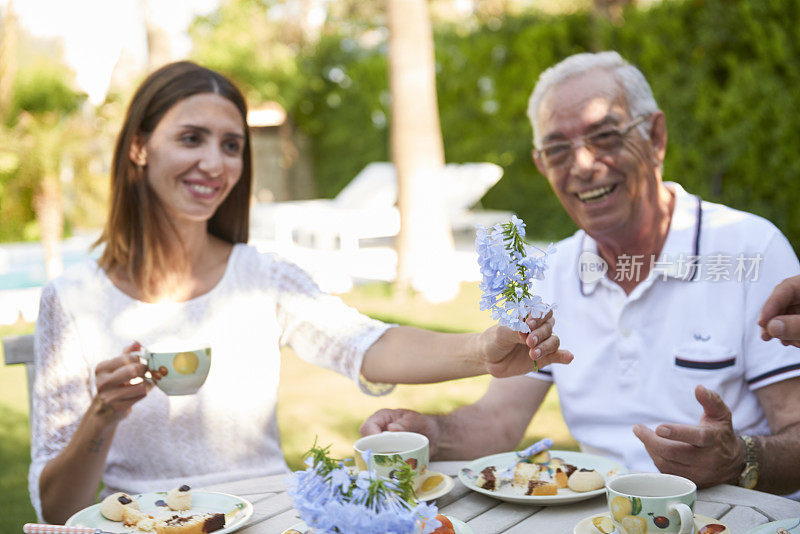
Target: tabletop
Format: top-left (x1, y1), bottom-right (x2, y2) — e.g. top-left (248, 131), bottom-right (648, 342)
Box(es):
top-left (199, 461), bottom-right (800, 534)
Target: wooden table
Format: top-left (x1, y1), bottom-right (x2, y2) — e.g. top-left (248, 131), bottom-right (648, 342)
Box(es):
top-left (200, 461), bottom-right (800, 533)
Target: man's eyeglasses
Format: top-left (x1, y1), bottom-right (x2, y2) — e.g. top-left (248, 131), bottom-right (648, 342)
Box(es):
top-left (535, 115), bottom-right (649, 169)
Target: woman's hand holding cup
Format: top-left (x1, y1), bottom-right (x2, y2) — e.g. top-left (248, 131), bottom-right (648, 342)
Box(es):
top-left (92, 342), bottom-right (152, 424)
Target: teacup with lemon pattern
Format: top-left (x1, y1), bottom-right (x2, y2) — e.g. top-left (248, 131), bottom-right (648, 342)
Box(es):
top-left (136, 344), bottom-right (212, 395)
top-left (604, 473), bottom-right (696, 534)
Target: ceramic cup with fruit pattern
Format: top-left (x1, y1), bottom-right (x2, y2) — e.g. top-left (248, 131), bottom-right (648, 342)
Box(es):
top-left (135, 344), bottom-right (212, 396)
top-left (354, 431), bottom-right (429, 490)
top-left (605, 473), bottom-right (696, 534)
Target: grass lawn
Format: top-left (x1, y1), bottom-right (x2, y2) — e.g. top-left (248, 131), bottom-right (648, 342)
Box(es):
top-left (0, 282), bottom-right (575, 530)
top-left (0, 321), bottom-right (37, 532)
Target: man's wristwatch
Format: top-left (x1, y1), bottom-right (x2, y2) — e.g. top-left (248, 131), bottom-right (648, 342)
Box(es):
top-left (738, 434), bottom-right (759, 489)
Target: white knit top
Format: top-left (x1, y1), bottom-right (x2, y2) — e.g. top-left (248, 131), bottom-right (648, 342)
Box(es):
top-left (29, 243), bottom-right (392, 520)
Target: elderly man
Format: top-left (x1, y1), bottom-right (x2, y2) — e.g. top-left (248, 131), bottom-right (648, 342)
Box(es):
top-left (362, 51), bottom-right (800, 494)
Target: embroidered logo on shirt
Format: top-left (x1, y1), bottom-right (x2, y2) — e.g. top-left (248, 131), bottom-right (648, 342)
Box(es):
top-left (693, 333), bottom-right (711, 342)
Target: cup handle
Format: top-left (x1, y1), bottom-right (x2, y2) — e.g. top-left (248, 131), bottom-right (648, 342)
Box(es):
top-left (131, 349), bottom-right (154, 384)
top-left (670, 502), bottom-right (694, 534)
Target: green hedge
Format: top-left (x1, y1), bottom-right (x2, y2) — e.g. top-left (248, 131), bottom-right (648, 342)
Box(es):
top-left (288, 0), bottom-right (800, 248)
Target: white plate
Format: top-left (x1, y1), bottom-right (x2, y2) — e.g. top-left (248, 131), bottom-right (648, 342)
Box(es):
top-left (746, 518), bottom-right (800, 534)
top-left (574, 512), bottom-right (731, 533)
top-left (65, 491), bottom-right (253, 534)
top-left (283, 515), bottom-right (472, 533)
top-left (416, 470), bottom-right (456, 501)
top-left (459, 449), bottom-right (626, 505)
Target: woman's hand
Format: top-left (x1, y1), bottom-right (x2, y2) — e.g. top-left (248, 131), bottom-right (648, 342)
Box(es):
top-left (92, 342), bottom-right (152, 423)
top-left (479, 310), bottom-right (573, 377)
top-left (40, 342), bottom-right (153, 523)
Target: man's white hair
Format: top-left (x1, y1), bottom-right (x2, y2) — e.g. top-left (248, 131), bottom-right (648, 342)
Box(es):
top-left (528, 51), bottom-right (659, 148)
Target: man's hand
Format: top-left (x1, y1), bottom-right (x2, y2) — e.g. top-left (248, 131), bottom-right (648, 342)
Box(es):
top-left (759, 275), bottom-right (800, 348)
top-left (633, 385), bottom-right (743, 488)
top-left (479, 310), bottom-right (574, 377)
top-left (360, 409), bottom-right (442, 456)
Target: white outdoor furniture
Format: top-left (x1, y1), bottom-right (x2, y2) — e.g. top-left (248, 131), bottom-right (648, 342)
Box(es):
top-left (199, 461), bottom-right (800, 533)
top-left (2, 333), bottom-right (35, 413)
top-left (250, 162), bottom-right (512, 253)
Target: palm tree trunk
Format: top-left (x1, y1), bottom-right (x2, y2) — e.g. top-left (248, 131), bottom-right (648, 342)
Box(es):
top-left (387, 0), bottom-right (457, 302)
top-left (141, 0), bottom-right (172, 72)
top-left (34, 172), bottom-right (64, 280)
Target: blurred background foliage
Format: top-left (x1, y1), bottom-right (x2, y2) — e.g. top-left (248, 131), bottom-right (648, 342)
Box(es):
top-left (187, 0), bottom-right (800, 246)
top-left (0, 0), bottom-right (800, 249)
top-left (2, 0), bottom-right (800, 247)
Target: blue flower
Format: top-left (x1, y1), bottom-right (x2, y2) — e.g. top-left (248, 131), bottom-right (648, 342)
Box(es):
top-left (329, 466), bottom-right (352, 493)
top-left (475, 219), bottom-right (555, 332)
top-left (510, 214), bottom-right (526, 237)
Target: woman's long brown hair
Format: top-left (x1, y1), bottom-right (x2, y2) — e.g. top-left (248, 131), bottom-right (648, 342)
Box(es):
top-left (95, 61), bottom-right (252, 299)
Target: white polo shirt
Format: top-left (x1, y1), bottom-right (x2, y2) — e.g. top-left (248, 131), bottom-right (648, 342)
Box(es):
top-left (530, 182), bottom-right (800, 472)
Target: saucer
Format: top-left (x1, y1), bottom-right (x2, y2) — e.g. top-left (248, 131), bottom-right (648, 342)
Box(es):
top-left (416, 470), bottom-right (455, 501)
top-left (745, 518), bottom-right (800, 533)
top-left (283, 514), bottom-right (472, 533)
top-left (574, 512), bottom-right (731, 533)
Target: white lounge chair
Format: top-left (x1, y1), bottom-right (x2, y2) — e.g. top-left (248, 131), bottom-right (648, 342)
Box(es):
top-left (250, 161), bottom-right (512, 252)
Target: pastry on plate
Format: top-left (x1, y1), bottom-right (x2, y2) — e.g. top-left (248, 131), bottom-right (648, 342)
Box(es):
top-left (166, 484), bottom-right (192, 511)
top-left (567, 468), bottom-right (605, 492)
top-left (475, 466), bottom-right (497, 491)
top-left (512, 462), bottom-right (541, 489)
top-left (155, 512), bottom-right (225, 534)
top-left (525, 479), bottom-right (558, 496)
top-left (100, 492), bottom-right (140, 521)
top-left (122, 507), bottom-right (157, 531)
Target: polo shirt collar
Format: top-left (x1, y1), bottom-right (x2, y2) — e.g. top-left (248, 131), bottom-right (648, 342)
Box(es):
top-left (577, 181), bottom-right (701, 296)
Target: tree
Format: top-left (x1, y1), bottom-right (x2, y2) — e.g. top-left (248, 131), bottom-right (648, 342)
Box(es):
top-left (387, 0), bottom-right (457, 302)
top-left (10, 55), bottom-right (87, 278)
top-left (0, 0), bottom-right (18, 123)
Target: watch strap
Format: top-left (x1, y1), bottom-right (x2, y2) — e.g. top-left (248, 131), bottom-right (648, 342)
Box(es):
top-left (738, 434), bottom-right (758, 488)
top-left (740, 434), bottom-right (757, 463)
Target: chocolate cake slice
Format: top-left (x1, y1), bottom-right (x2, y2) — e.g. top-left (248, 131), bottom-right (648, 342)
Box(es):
top-left (156, 512), bottom-right (226, 534)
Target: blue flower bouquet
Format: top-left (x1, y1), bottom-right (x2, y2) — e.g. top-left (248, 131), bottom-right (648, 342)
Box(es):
top-left (286, 443), bottom-right (442, 534)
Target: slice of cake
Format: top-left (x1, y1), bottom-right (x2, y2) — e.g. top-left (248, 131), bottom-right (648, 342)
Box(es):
top-left (526, 480), bottom-right (558, 496)
top-left (122, 507), bottom-right (157, 531)
top-left (475, 466), bottom-right (497, 491)
top-left (155, 513), bottom-right (225, 534)
top-left (512, 462), bottom-right (541, 490)
top-left (562, 464), bottom-right (578, 478)
top-left (554, 467), bottom-right (569, 489)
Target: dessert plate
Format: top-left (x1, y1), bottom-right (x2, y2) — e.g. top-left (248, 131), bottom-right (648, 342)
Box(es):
top-left (283, 515), bottom-right (472, 533)
top-left (459, 449), bottom-right (626, 505)
top-left (416, 470), bottom-right (456, 501)
top-left (65, 491), bottom-right (253, 534)
top-left (746, 518), bottom-right (800, 533)
top-left (574, 512), bottom-right (730, 534)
